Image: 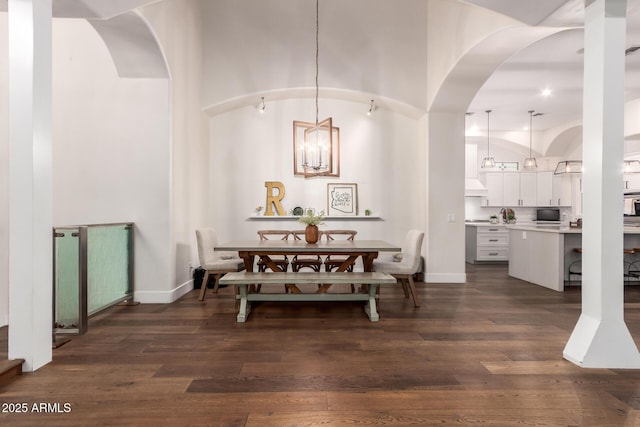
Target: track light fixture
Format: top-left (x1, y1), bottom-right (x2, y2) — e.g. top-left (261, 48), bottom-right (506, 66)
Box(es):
top-left (256, 96), bottom-right (266, 113)
top-left (367, 99), bottom-right (376, 116)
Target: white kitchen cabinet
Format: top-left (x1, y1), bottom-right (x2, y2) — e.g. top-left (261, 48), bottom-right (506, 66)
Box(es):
top-left (485, 173), bottom-right (504, 206)
top-left (537, 172), bottom-right (553, 206)
top-left (485, 172), bottom-right (537, 207)
top-left (537, 172), bottom-right (571, 207)
top-left (624, 173), bottom-right (640, 191)
top-left (552, 174), bottom-right (572, 206)
top-left (466, 225), bottom-right (509, 263)
top-left (502, 172), bottom-right (520, 206)
top-left (519, 172), bottom-right (537, 206)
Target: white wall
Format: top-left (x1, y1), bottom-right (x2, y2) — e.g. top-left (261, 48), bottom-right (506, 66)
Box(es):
top-left (141, 0), bottom-right (208, 298)
top-left (208, 98), bottom-right (425, 249)
top-left (0, 12), bottom-right (7, 326)
top-left (51, 19), bottom-right (172, 302)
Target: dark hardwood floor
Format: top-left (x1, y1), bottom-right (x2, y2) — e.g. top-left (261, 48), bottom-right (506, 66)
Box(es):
top-left (2, 263), bottom-right (640, 426)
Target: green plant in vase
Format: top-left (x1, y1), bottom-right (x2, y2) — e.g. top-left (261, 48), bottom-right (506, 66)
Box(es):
top-left (299, 210), bottom-right (325, 243)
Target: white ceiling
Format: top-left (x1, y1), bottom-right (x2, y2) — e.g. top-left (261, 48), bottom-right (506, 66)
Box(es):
top-left (465, 0), bottom-right (640, 133)
top-left (2, 0), bottom-right (640, 136)
top-left (0, 0), bottom-right (157, 19)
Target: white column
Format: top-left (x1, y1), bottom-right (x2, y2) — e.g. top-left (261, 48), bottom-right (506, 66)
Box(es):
top-left (425, 112), bottom-right (466, 283)
top-left (563, 0), bottom-right (640, 368)
top-left (8, 0), bottom-right (53, 372)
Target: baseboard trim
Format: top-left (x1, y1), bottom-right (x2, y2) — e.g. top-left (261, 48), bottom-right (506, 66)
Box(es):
top-left (425, 273), bottom-right (466, 283)
top-left (134, 280), bottom-right (193, 303)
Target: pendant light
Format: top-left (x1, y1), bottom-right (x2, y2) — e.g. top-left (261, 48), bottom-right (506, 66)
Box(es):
top-left (481, 109), bottom-right (495, 168)
top-left (523, 110), bottom-right (539, 169)
top-left (292, 0), bottom-right (335, 178)
top-left (554, 160), bottom-right (583, 174)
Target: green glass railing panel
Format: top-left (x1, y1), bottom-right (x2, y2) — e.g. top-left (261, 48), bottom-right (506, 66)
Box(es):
top-left (54, 228), bottom-right (80, 329)
top-left (87, 225), bottom-right (132, 315)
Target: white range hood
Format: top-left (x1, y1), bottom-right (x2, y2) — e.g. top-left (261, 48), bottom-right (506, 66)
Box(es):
top-left (465, 178), bottom-right (487, 197)
top-left (465, 144), bottom-right (487, 196)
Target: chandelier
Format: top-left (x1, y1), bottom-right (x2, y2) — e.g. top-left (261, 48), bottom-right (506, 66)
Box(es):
top-left (293, 0), bottom-right (339, 178)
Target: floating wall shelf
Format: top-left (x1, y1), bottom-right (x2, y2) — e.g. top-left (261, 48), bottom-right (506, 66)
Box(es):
top-left (247, 215), bottom-right (382, 221)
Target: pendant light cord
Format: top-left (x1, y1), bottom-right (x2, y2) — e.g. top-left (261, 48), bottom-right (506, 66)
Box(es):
top-left (529, 110), bottom-right (534, 157)
top-left (485, 109), bottom-right (491, 157)
top-left (315, 0), bottom-right (319, 126)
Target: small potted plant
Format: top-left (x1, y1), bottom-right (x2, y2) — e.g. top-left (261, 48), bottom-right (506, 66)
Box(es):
top-left (507, 213), bottom-right (517, 224)
top-left (364, 209), bottom-right (372, 216)
top-left (298, 210), bottom-right (325, 243)
top-left (489, 214), bottom-right (499, 224)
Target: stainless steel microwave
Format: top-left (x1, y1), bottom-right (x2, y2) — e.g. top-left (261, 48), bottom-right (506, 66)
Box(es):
top-left (536, 208), bottom-right (560, 222)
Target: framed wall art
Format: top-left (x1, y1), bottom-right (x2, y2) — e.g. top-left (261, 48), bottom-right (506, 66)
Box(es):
top-left (327, 183), bottom-right (358, 216)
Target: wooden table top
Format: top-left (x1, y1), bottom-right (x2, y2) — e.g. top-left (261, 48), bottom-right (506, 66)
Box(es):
top-left (215, 239), bottom-right (401, 253)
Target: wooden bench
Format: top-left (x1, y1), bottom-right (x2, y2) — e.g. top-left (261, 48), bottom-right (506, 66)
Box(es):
top-left (219, 271), bottom-right (397, 322)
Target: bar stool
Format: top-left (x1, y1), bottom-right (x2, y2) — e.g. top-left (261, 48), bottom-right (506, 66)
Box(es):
top-left (627, 248), bottom-right (640, 283)
top-left (624, 249), bottom-right (635, 285)
top-left (567, 248), bottom-right (582, 286)
top-left (568, 248), bottom-right (636, 286)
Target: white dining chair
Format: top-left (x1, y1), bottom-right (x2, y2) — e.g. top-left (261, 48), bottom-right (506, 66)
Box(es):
top-left (372, 229), bottom-right (424, 307)
top-left (195, 228), bottom-right (245, 301)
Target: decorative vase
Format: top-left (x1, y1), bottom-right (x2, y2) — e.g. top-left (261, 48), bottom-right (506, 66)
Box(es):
top-left (305, 225), bottom-right (319, 243)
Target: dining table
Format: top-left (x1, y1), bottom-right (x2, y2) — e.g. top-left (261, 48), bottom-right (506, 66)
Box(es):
top-left (215, 239), bottom-right (401, 293)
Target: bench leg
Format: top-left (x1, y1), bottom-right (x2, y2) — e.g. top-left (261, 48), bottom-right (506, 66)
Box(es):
top-left (236, 284), bottom-right (251, 322)
top-left (364, 284), bottom-right (380, 322)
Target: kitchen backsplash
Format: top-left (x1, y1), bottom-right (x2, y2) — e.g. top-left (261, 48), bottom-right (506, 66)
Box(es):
top-left (465, 197), bottom-right (573, 223)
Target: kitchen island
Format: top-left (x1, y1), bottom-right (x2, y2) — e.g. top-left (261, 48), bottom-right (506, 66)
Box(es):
top-left (507, 224), bottom-right (640, 291)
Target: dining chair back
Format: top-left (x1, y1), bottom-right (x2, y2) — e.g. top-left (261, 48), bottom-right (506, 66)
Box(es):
top-left (257, 230), bottom-right (291, 241)
top-left (256, 230), bottom-right (291, 271)
top-left (290, 230), bottom-right (322, 272)
top-left (323, 230), bottom-right (358, 271)
top-left (195, 228), bottom-right (245, 301)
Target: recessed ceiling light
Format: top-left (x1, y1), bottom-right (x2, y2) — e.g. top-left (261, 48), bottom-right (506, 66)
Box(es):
top-left (541, 88), bottom-right (552, 97)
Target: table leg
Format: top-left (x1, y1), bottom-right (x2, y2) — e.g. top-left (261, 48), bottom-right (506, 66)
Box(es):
top-left (317, 255), bottom-right (360, 293)
top-left (239, 253), bottom-right (259, 293)
top-left (239, 252), bottom-right (254, 272)
top-left (359, 253), bottom-right (380, 293)
top-left (362, 253), bottom-right (378, 272)
top-left (236, 284), bottom-right (251, 322)
top-left (364, 284), bottom-right (380, 322)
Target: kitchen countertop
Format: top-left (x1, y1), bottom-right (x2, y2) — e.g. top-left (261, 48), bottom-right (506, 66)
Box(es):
top-left (465, 221), bottom-right (507, 227)
top-left (506, 223), bottom-right (640, 234)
